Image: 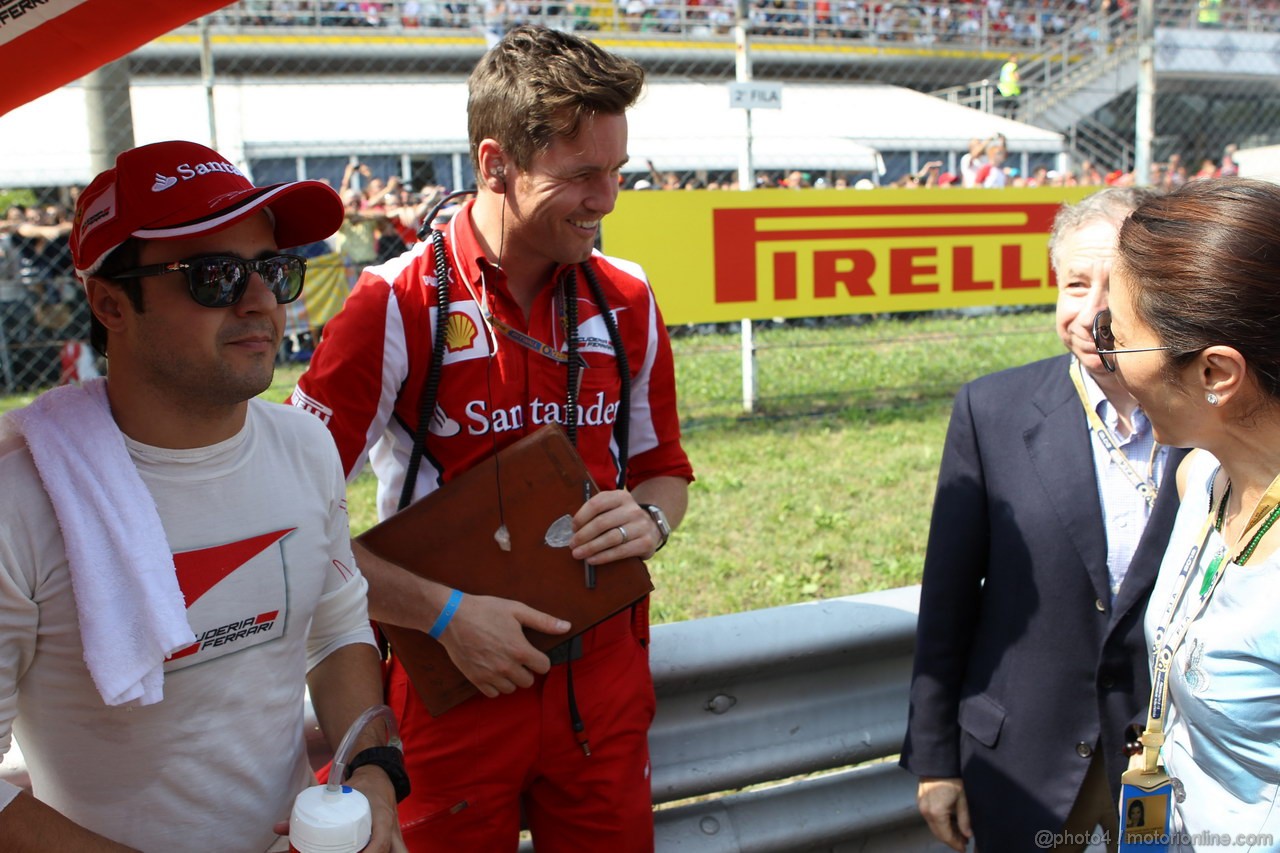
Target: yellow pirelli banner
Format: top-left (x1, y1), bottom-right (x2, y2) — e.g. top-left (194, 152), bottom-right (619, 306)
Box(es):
top-left (604, 187), bottom-right (1096, 326)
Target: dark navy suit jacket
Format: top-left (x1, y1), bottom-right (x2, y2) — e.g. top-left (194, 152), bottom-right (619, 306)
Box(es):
top-left (901, 354), bottom-right (1184, 850)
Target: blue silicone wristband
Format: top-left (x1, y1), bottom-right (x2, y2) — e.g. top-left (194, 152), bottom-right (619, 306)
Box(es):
top-left (428, 589), bottom-right (463, 640)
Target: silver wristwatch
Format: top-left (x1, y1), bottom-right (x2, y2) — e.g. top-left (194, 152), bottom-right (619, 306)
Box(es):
top-left (639, 503), bottom-right (671, 552)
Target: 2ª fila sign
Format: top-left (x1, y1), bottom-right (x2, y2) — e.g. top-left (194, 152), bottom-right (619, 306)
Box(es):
top-left (605, 187), bottom-right (1095, 325)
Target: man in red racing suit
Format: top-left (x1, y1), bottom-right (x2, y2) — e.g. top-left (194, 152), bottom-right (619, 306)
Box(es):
top-left (290, 25), bottom-right (692, 853)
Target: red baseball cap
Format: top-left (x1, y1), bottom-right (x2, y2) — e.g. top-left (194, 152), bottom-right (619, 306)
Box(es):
top-left (71, 140), bottom-right (344, 281)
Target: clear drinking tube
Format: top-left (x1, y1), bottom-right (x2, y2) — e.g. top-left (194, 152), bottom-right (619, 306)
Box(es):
top-left (326, 704), bottom-right (402, 793)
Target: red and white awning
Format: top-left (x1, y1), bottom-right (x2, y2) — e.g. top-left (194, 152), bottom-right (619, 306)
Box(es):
top-left (0, 0), bottom-right (230, 116)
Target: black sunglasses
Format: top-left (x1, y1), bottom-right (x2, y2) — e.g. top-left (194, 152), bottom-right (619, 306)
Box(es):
top-left (1091, 309), bottom-right (1171, 373)
top-left (111, 254), bottom-right (307, 308)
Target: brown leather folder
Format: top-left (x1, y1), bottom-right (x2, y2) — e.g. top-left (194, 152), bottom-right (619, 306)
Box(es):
top-left (356, 424), bottom-right (654, 716)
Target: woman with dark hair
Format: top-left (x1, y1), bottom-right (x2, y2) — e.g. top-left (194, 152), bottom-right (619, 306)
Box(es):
top-left (1100, 177), bottom-right (1280, 846)
top-left (1127, 798), bottom-right (1145, 829)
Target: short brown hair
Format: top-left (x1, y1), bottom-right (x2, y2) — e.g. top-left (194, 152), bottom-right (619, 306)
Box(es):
top-left (467, 25), bottom-right (645, 173)
top-left (1116, 177), bottom-right (1280, 401)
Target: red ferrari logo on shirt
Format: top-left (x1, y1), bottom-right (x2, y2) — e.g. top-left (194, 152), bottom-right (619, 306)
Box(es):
top-left (164, 529), bottom-right (294, 669)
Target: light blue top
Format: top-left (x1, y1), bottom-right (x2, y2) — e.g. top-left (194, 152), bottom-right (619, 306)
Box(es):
top-left (1143, 451), bottom-right (1280, 852)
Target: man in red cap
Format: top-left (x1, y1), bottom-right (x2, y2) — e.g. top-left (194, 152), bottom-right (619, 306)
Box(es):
top-left (0, 140), bottom-right (406, 852)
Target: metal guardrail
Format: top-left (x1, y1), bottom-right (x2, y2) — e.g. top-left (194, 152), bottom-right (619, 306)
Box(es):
top-left (645, 584), bottom-right (933, 852)
top-left (650, 586), bottom-right (917, 803)
top-left (2, 586), bottom-right (935, 851)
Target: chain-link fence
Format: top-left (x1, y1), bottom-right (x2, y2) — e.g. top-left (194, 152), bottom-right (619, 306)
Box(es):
top-left (0, 273), bottom-right (94, 394)
top-left (4, 0), bottom-right (1278, 393)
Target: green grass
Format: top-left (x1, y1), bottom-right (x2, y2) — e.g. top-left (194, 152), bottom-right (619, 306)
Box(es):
top-left (5, 310), bottom-right (1063, 623)
top-left (646, 310), bottom-right (1061, 622)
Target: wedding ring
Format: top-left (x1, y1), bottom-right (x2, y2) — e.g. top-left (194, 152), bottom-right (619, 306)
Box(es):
top-left (617, 526), bottom-right (629, 544)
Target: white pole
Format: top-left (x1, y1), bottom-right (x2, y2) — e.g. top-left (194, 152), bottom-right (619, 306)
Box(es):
top-left (735, 0), bottom-right (757, 413)
top-left (1134, 0), bottom-right (1155, 186)
top-left (452, 152), bottom-right (466, 194)
top-left (84, 59), bottom-right (135, 175)
top-left (200, 16), bottom-right (218, 151)
top-left (735, 0), bottom-right (754, 194)
top-left (740, 319), bottom-right (756, 413)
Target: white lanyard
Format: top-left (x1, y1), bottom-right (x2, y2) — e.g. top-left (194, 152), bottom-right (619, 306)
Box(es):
top-left (1144, 494), bottom-right (1221, 770)
top-left (1069, 361), bottom-right (1160, 510)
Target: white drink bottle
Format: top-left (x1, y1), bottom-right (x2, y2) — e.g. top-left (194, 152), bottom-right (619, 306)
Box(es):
top-left (289, 704), bottom-right (401, 853)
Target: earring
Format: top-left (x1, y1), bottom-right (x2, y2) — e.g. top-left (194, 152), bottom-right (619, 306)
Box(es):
top-left (1206, 392), bottom-right (1219, 406)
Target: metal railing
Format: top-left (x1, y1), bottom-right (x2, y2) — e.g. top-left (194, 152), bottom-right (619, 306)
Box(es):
top-left (2, 586), bottom-right (933, 851)
top-left (930, 5), bottom-right (1140, 172)
top-left (1068, 115), bottom-right (1135, 175)
top-left (928, 7), bottom-right (1135, 109)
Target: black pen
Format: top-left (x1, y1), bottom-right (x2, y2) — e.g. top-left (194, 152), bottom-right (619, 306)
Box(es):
top-left (583, 481), bottom-right (596, 589)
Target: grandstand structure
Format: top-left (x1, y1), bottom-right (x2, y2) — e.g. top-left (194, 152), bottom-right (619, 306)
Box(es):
top-left (3, 0), bottom-right (1280, 189)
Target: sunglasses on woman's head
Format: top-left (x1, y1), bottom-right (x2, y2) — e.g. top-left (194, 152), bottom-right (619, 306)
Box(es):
top-left (111, 254), bottom-right (307, 308)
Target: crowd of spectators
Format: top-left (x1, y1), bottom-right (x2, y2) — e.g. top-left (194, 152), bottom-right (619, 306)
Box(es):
top-left (206, 0), bottom-right (1269, 43)
top-left (333, 161), bottom-right (447, 266)
top-left (1, 202), bottom-right (76, 308)
top-left (262, 161), bottom-right (452, 355)
top-left (630, 138), bottom-right (1246, 190)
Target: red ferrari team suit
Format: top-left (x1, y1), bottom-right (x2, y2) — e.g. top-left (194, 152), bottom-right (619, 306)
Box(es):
top-left (291, 200), bottom-right (693, 851)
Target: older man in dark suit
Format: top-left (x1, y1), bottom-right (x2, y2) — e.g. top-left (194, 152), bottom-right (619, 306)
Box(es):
top-left (901, 187), bottom-right (1183, 852)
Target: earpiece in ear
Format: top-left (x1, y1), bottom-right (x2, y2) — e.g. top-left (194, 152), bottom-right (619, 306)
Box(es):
top-left (495, 167), bottom-right (507, 193)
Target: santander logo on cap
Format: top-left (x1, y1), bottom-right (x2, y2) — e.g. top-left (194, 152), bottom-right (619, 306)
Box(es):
top-left (151, 159), bottom-right (245, 193)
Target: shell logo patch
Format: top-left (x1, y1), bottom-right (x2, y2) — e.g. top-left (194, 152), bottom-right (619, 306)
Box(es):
top-left (445, 312), bottom-right (478, 352)
top-left (433, 301), bottom-right (491, 364)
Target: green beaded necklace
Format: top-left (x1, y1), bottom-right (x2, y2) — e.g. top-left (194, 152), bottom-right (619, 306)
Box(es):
top-left (1200, 480), bottom-right (1280, 596)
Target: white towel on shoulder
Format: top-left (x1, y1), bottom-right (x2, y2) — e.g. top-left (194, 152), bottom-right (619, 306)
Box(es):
top-left (3, 378), bottom-right (194, 706)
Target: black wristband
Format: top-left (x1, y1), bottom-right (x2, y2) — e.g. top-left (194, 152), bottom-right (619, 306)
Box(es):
top-left (344, 745), bottom-right (412, 803)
